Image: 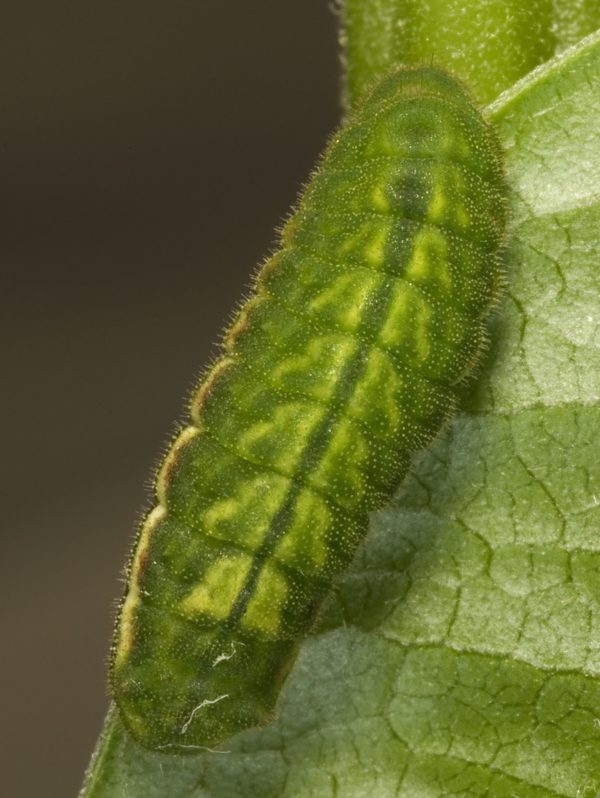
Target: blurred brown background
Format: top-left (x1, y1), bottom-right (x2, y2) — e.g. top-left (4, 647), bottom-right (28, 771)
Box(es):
top-left (1, 3), bottom-right (339, 795)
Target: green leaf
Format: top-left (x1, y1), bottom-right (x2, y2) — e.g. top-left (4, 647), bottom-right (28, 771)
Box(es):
top-left (552, 1), bottom-right (600, 52)
top-left (341, 0), bottom-right (600, 108)
top-left (81, 29), bottom-right (600, 798)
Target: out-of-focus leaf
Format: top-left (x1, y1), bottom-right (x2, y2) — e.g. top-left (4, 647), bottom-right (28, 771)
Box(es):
top-left (342, 0), bottom-right (600, 107)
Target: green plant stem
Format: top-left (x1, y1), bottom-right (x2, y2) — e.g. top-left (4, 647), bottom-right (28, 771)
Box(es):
top-left (342, 0), bottom-right (600, 108)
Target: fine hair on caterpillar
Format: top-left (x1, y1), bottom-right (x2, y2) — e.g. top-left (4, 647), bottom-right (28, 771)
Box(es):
top-left (111, 65), bottom-right (508, 752)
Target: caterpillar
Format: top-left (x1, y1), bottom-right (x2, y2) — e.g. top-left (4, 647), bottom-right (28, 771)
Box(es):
top-left (111, 66), bottom-right (507, 751)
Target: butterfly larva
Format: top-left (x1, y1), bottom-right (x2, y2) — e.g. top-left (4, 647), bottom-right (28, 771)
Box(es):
top-left (111, 67), bottom-right (507, 751)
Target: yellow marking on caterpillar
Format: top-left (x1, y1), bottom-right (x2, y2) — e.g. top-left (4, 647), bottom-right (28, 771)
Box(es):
top-left (404, 227), bottom-right (451, 289)
top-left (115, 504), bottom-right (166, 667)
top-left (338, 231), bottom-right (362, 258)
top-left (243, 563), bottom-right (288, 637)
top-left (181, 555), bottom-right (252, 620)
top-left (312, 417), bottom-right (368, 497)
top-left (427, 183), bottom-right (448, 221)
top-left (379, 279), bottom-right (432, 362)
top-left (272, 335), bottom-right (356, 401)
top-left (155, 426), bottom-right (200, 506)
top-left (371, 183), bottom-right (390, 212)
top-left (308, 274), bottom-right (380, 330)
top-left (426, 165), bottom-right (470, 231)
top-left (336, 218), bottom-right (393, 266)
top-left (202, 476), bottom-right (288, 550)
top-left (415, 309), bottom-right (432, 362)
top-left (273, 490), bottom-right (331, 570)
top-left (348, 347), bottom-right (403, 432)
top-left (378, 285), bottom-right (409, 346)
top-left (364, 225), bottom-right (388, 267)
top-left (238, 403), bottom-right (324, 474)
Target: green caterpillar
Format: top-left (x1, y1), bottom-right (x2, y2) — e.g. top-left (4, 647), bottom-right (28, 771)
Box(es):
top-left (111, 66), bottom-right (507, 751)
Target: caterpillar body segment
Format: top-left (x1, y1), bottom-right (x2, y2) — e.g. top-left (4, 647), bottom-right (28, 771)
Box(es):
top-left (111, 67), bottom-right (507, 751)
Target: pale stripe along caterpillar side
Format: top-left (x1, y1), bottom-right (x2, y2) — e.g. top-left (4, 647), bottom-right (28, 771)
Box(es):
top-left (111, 67), bottom-right (507, 751)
